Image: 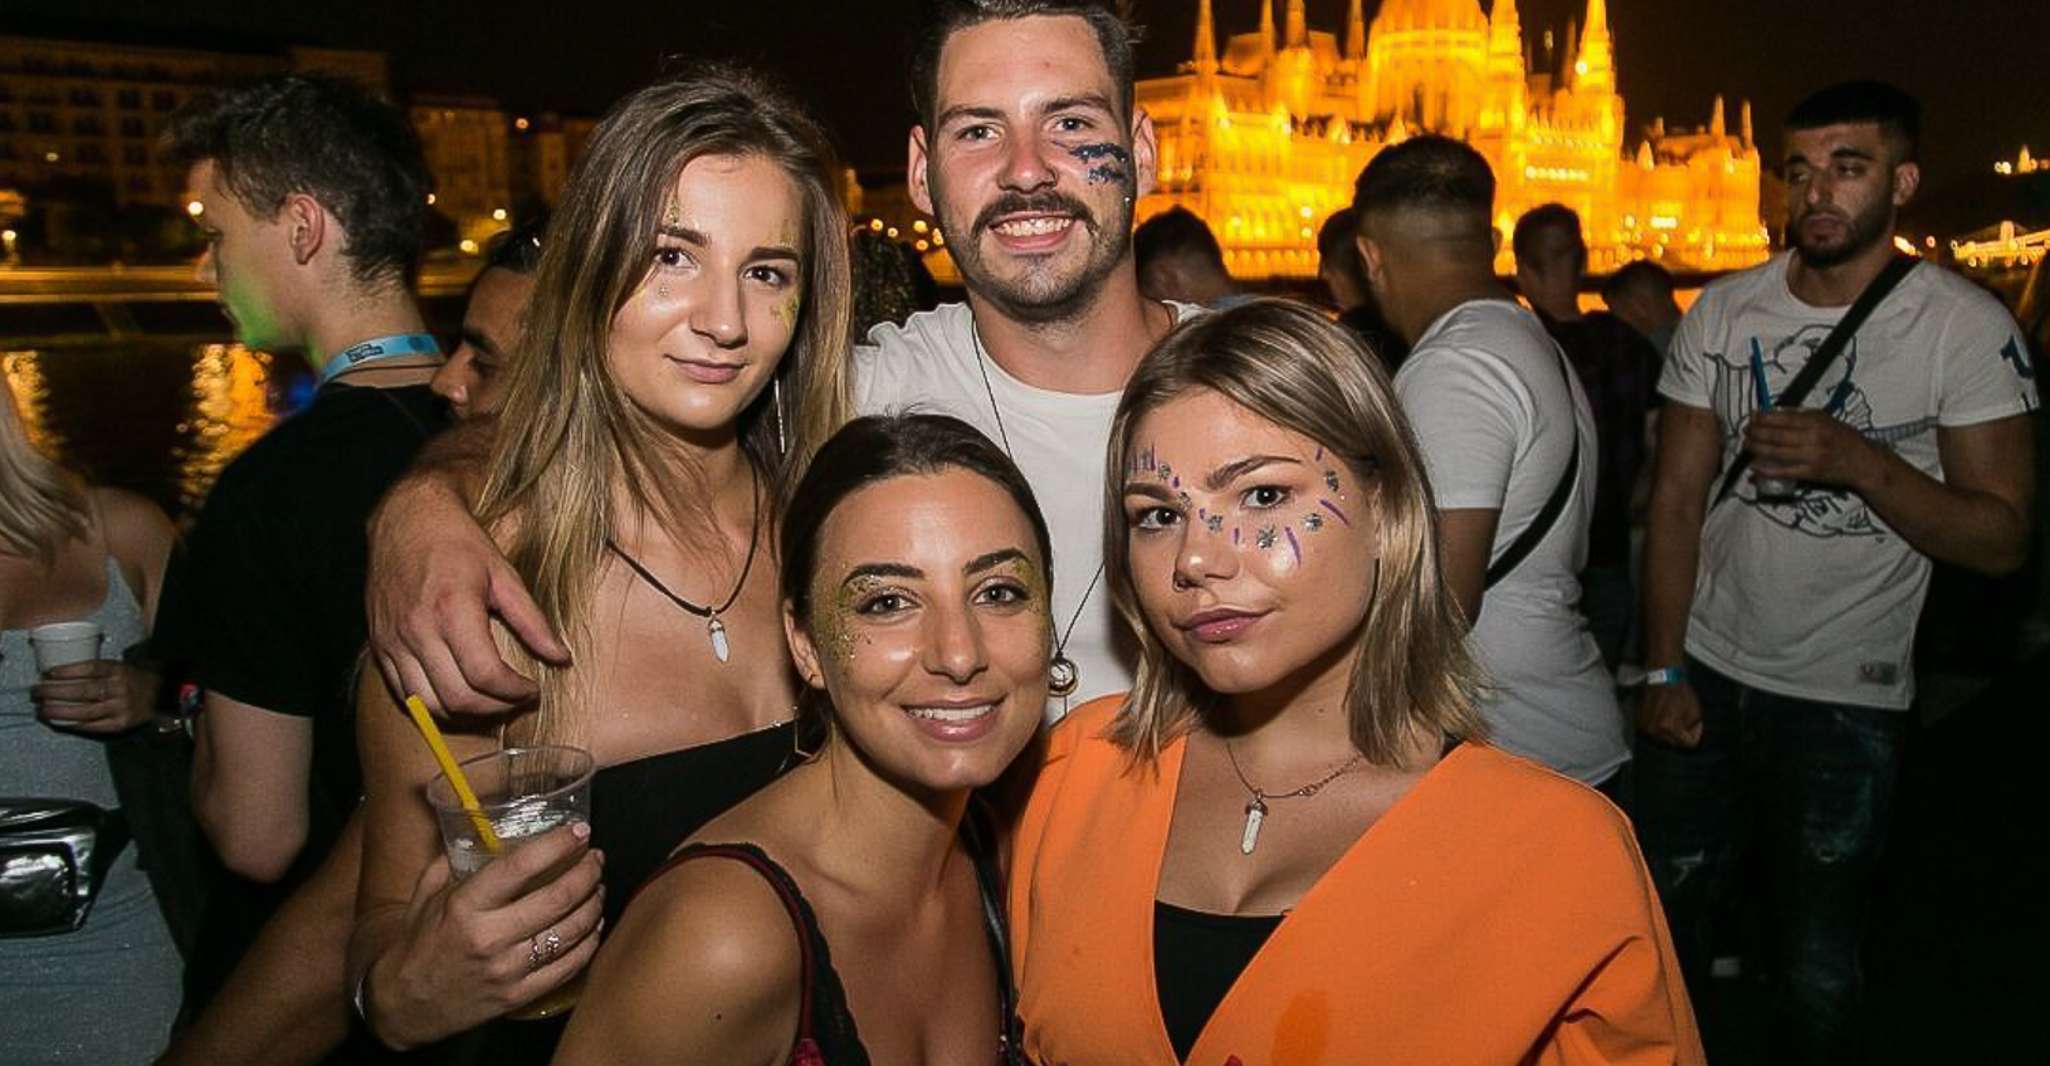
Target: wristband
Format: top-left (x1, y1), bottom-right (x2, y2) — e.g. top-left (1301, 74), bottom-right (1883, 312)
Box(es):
top-left (1642, 665), bottom-right (1689, 687)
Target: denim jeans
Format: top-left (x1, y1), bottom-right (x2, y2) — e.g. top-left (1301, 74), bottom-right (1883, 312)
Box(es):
top-left (1633, 658), bottom-right (1907, 1064)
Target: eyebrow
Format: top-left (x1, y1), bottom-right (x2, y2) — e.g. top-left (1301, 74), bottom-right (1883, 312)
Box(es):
top-left (1042, 93), bottom-right (1115, 117)
top-left (843, 562), bottom-right (921, 586)
top-left (1120, 454), bottom-right (1303, 497)
top-left (1786, 146), bottom-right (1876, 166)
top-left (1203, 454), bottom-right (1301, 491)
top-left (656, 224), bottom-right (800, 263)
top-left (964, 547), bottom-right (1029, 575)
top-left (459, 326), bottom-right (501, 359)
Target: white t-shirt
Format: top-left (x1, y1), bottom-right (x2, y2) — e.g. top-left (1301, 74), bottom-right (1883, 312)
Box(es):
top-left (1395, 299), bottom-right (1626, 785)
top-left (852, 301), bottom-right (1202, 722)
top-left (1659, 253), bottom-right (2038, 709)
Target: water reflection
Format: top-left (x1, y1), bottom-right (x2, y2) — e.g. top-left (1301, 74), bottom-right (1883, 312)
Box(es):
top-left (4, 343), bottom-right (286, 523)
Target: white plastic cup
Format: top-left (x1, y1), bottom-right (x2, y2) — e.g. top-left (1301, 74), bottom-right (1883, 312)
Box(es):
top-left (1750, 471), bottom-right (1799, 502)
top-left (29, 621), bottom-right (104, 673)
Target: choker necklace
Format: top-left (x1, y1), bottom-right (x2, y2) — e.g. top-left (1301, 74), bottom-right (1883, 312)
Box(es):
top-left (970, 324), bottom-right (1098, 701)
top-left (604, 465), bottom-right (760, 664)
top-left (1223, 739), bottom-right (1364, 855)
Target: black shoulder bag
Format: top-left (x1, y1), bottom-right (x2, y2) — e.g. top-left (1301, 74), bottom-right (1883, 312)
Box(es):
top-left (1485, 345), bottom-right (1583, 588)
top-left (1709, 254), bottom-right (1918, 507)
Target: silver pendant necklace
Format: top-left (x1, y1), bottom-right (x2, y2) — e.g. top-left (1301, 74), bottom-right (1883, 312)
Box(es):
top-left (1222, 739), bottom-right (1364, 855)
top-left (604, 464), bottom-right (761, 664)
top-left (970, 324), bottom-right (1099, 702)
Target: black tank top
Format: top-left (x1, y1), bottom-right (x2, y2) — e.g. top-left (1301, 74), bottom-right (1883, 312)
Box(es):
top-left (652, 805), bottom-right (1021, 1064)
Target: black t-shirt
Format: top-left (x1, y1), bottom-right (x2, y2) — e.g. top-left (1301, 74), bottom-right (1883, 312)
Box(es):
top-left (156, 381), bottom-right (446, 869)
top-left (1535, 310), bottom-right (1659, 566)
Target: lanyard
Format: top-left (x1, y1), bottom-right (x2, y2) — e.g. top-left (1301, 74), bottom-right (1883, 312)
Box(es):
top-left (318, 332), bottom-right (441, 386)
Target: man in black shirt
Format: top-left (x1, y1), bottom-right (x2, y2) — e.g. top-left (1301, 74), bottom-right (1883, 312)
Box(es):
top-left (150, 74), bottom-right (443, 1061)
top-left (1513, 203), bottom-right (1660, 670)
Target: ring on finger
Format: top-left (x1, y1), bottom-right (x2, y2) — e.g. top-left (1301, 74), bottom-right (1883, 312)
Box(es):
top-left (527, 928), bottom-right (564, 971)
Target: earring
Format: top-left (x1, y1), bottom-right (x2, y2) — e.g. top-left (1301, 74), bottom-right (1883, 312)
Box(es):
top-left (773, 376), bottom-right (789, 455)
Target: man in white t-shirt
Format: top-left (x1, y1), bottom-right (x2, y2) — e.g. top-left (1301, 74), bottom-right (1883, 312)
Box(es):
top-left (859, 1), bottom-right (1195, 718)
top-left (360, 1), bottom-right (1186, 722)
top-left (1351, 135), bottom-right (1625, 788)
top-left (1637, 81), bottom-right (2037, 1062)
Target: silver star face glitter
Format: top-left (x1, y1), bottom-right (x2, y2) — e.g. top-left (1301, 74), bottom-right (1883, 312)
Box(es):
top-left (1255, 525), bottom-right (1277, 550)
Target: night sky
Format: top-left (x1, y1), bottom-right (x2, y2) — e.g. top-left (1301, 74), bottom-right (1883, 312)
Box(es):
top-left (19, 0), bottom-right (2049, 196)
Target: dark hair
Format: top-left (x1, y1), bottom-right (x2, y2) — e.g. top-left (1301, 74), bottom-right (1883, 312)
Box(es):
top-left (1511, 202), bottom-right (1584, 264)
top-left (1134, 206), bottom-right (1225, 274)
top-left (909, 0), bottom-right (1139, 131)
top-left (1351, 135), bottom-right (1495, 244)
top-left (483, 216), bottom-right (548, 276)
top-left (1601, 260), bottom-right (1676, 303)
top-left (850, 227), bottom-right (938, 338)
top-left (165, 73), bottom-right (430, 287)
top-left (462, 216), bottom-right (548, 305)
top-left (1785, 80), bottom-right (1921, 163)
top-left (1316, 208), bottom-right (1369, 301)
top-left (781, 413), bottom-right (1054, 731)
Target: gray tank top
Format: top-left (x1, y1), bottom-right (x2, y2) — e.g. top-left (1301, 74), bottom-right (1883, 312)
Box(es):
top-left (0, 556), bottom-right (149, 807)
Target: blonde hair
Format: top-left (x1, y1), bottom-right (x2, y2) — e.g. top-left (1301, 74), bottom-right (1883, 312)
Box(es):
top-left (1102, 299), bottom-right (1484, 766)
top-left (473, 65), bottom-right (854, 746)
top-left (0, 365), bottom-right (89, 563)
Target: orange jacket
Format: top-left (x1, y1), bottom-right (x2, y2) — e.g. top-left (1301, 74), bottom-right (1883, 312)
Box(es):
top-left (1009, 697), bottom-right (1704, 1066)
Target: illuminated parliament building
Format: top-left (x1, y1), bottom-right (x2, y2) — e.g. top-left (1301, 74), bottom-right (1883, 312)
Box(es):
top-left (1138, 0), bottom-right (1770, 279)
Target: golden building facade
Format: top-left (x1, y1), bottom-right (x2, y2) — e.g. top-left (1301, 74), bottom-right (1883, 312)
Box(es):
top-left (1139, 0), bottom-right (1769, 279)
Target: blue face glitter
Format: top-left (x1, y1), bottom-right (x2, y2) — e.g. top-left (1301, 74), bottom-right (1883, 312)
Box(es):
top-left (1069, 142), bottom-right (1131, 185)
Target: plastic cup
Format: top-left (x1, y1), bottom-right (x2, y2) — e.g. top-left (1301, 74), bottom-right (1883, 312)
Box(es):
top-left (1750, 471), bottom-right (1800, 502)
top-left (425, 745), bottom-right (596, 1020)
top-left (30, 622), bottom-right (103, 673)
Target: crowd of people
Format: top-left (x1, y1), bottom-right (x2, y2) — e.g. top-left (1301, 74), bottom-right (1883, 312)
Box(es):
top-left (1, 2), bottom-right (2042, 1064)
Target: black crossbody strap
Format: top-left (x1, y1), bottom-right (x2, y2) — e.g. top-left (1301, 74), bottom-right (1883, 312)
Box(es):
top-left (1710, 254), bottom-right (1918, 507)
top-left (1486, 346), bottom-right (1582, 589)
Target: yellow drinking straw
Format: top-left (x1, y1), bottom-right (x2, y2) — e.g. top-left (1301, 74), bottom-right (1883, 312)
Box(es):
top-left (403, 695), bottom-right (503, 854)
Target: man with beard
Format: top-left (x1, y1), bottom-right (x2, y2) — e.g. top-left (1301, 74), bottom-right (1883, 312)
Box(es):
top-left (360, 0), bottom-right (1188, 723)
top-left (1637, 81), bottom-right (2037, 1062)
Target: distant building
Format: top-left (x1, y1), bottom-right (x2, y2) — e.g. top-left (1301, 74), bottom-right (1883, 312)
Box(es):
top-left (0, 35), bottom-right (389, 207)
top-left (1138, 0), bottom-right (1769, 279)
top-left (0, 33), bottom-right (602, 259)
top-left (412, 95), bottom-right (513, 244)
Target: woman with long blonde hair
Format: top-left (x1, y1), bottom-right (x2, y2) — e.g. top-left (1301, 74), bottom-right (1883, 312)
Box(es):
top-left (349, 63), bottom-right (852, 1058)
top-left (1008, 300), bottom-right (1702, 1064)
top-left (1, 368), bottom-right (180, 1061)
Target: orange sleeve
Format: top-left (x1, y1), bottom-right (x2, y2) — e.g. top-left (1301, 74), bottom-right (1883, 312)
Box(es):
top-left (1006, 697), bottom-right (1113, 990)
top-left (1546, 811), bottom-right (1706, 1066)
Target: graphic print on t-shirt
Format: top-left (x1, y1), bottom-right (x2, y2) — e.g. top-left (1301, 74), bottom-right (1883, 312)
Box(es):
top-left (1702, 323), bottom-right (1935, 540)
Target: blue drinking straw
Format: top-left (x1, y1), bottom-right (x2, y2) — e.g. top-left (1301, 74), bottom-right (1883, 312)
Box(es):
top-left (1749, 338), bottom-right (1774, 409)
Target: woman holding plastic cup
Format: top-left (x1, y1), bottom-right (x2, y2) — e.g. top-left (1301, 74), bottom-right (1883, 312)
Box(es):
top-left (350, 64), bottom-right (852, 1057)
top-left (556, 414), bottom-right (1044, 1064)
top-left (0, 367), bottom-right (181, 1059)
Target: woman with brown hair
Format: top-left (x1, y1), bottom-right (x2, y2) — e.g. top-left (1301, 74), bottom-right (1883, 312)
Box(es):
top-left (1009, 300), bottom-right (1701, 1065)
top-left (558, 413), bottom-right (1044, 1065)
top-left (348, 62), bottom-right (852, 1057)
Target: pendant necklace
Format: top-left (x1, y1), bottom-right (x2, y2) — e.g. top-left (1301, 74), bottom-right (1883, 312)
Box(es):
top-left (605, 464), bottom-right (760, 664)
top-left (971, 325), bottom-right (1098, 701)
top-left (1223, 738), bottom-right (1364, 855)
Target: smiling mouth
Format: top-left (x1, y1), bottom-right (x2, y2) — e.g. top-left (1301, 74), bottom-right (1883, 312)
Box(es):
top-left (664, 355), bottom-right (746, 382)
top-left (905, 702), bottom-right (998, 723)
top-left (990, 215), bottom-right (1074, 237)
top-left (1178, 608), bottom-right (1269, 643)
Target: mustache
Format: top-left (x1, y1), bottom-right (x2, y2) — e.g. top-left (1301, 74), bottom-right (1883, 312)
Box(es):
top-left (972, 191), bottom-right (1098, 240)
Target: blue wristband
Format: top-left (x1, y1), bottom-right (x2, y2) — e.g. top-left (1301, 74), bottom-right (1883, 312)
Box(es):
top-left (1642, 665), bottom-right (1689, 687)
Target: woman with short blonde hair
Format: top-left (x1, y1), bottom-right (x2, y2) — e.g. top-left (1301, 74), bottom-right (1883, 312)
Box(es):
top-left (1011, 299), bottom-right (1701, 1065)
